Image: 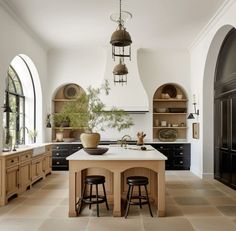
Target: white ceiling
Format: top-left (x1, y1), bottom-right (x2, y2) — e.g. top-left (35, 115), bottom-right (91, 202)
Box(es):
top-left (2, 0), bottom-right (226, 50)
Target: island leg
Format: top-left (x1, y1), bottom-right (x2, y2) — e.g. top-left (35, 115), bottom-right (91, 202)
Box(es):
top-left (69, 167), bottom-right (79, 217)
top-left (113, 171), bottom-right (121, 217)
top-left (157, 161), bottom-right (165, 217)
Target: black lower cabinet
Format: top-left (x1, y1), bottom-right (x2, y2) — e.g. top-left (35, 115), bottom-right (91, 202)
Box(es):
top-left (151, 143), bottom-right (191, 170)
top-left (52, 144), bottom-right (82, 170)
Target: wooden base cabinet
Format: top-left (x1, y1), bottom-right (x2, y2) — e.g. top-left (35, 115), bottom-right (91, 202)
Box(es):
top-left (0, 144), bottom-right (52, 206)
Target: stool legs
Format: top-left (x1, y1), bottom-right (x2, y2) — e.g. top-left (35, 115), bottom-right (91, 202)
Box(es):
top-left (125, 184), bottom-right (153, 218)
top-left (78, 181), bottom-right (109, 217)
top-left (102, 183), bottom-right (109, 210)
top-left (89, 185), bottom-right (92, 209)
top-left (96, 184), bottom-right (99, 217)
top-left (125, 185), bottom-right (133, 218)
top-left (138, 186), bottom-right (142, 209)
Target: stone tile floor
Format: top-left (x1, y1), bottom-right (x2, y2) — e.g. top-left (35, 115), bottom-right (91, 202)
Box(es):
top-left (0, 171), bottom-right (236, 230)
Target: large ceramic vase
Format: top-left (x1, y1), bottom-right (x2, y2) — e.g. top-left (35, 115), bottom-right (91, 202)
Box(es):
top-left (80, 132), bottom-right (100, 148)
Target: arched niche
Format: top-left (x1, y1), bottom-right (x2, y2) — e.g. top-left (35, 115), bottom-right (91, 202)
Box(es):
top-left (152, 83), bottom-right (188, 141)
top-left (52, 83), bottom-right (86, 141)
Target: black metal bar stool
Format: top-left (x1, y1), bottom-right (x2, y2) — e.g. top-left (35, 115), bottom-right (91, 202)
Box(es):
top-left (77, 175), bottom-right (109, 217)
top-left (125, 176), bottom-right (153, 218)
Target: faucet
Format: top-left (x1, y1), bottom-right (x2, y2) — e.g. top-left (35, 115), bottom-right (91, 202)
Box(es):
top-left (119, 135), bottom-right (132, 147)
top-left (19, 126), bottom-right (29, 144)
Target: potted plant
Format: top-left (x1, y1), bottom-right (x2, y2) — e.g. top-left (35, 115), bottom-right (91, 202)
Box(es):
top-left (64, 80), bottom-right (134, 148)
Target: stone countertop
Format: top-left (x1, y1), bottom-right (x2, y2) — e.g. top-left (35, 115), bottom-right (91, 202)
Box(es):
top-left (52, 139), bottom-right (189, 145)
top-left (0, 143), bottom-right (51, 157)
top-left (67, 145), bottom-right (167, 161)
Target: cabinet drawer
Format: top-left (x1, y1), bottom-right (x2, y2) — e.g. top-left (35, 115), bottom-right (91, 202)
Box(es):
top-left (52, 150), bottom-right (70, 157)
top-left (173, 150), bottom-right (185, 157)
top-left (6, 156), bottom-right (19, 168)
top-left (52, 157), bottom-right (68, 166)
top-left (173, 157), bottom-right (190, 167)
top-left (19, 151), bottom-right (32, 162)
top-left (52, 144), bottom-right (70, 150)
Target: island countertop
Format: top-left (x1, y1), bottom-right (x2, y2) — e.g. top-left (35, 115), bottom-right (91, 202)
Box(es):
top-left (66, 145), bottom-right (168, 161)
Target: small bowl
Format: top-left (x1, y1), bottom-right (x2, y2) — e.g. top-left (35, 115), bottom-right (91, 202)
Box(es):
top-left (83, 147), bottom-right (109, 155)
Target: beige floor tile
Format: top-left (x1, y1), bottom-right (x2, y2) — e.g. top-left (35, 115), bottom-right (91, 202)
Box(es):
top-left (49, 206), bottom-right (71, 218)
top-left (42, 183), bottom-right (68, 190)
top-left (3, 205), bottom-right (55, 218)
top-left (87, 217), bottom-right (143, 231)
top-left (207, 196), bottom-right (236, 205)
top-left (38, 218), bottom-right (89, 231)
top-left (29, 189), bottom-right (69, 198)
top-left (174, 197), bottom-right (210, 206)
top-left (0, 218), bottom-right (44, 231)
top-left (22, 197), bottom-right (64, 206)
top-left (167, 189), bottom-right (200, 197)
top-left (165, 205), bottom-right (183, 217)
top-left (217, 206), bottom-right (236, 216)
top-left (195, 189), bottom-right (225, 196)
top-left (189, 217), bottom-right (236, 231)
top-left (180, 206), bottom-right (222, 217)
top-left (143, 217), bottom-right (195, 231)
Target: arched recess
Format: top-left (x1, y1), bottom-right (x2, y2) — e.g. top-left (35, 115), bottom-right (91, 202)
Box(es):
top-left (152, 83), bottom-right (188, 141)
top-left (4, 54), bottom-right (42, 144)
top-left (202, 25), bottom-right (234, 177)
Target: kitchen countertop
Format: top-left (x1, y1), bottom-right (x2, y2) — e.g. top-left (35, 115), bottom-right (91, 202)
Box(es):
top-left (0, 143), bottom-right (51, 156)
top-left (67, 145), bottom-right (167, 161)
top-left (53, 139), bottom-right (189, 145)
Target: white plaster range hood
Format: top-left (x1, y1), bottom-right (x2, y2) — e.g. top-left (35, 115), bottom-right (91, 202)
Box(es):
top-left (102, 47), bottom-right (149, 113)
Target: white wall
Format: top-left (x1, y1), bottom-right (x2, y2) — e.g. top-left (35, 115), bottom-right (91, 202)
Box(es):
top-left (48, 48), bottom-right (191, 140)
top-left (0, 3), bottom-right (47, 148)
top-left (138, 49), bottom-right (191, 141)
top-left (189, 0), bottom-right (236, 178)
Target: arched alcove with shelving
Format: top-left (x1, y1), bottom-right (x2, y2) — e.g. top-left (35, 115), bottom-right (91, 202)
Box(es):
top-left (52, 83), bottom-right (86, 142)
top-left (153, 83), bottom-right (188, 141)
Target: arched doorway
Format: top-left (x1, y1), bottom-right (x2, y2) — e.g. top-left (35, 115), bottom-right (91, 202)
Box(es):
top-left (202, 25), bottom-right (234, 180)
top-left (214, 28), bottom-right (236, 189)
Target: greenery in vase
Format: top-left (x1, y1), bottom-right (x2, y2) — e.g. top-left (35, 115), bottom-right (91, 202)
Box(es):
top-left (53, 80), bottom-right (134, 133)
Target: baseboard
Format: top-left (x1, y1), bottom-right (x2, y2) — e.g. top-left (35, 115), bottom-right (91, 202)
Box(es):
top-left (202, 173), bottom-right (214, 180)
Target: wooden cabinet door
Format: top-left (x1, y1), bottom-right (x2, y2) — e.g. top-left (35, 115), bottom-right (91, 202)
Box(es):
top-left (19, 161), bottom-right (31, 191)
top-left (43, 154), bottom-right (51, 175)
top-left (31, 157), bottom-right (43, 182)
top-left (6, 166), bottom-right (19, 196)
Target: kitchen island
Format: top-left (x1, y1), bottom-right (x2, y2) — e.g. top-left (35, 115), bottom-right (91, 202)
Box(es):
top-left (67, 145), bottom-right (167, 217)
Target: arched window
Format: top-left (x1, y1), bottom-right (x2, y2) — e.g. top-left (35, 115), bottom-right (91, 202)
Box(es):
top-left (4, 66), bottom-right (25, 146)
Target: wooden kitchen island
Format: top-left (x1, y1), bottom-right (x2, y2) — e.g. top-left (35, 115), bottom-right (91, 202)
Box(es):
top-left (67, 145), bottom-right (167, 217)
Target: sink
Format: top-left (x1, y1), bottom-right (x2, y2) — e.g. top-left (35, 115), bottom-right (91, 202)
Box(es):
top-left (32, 145), bottom-right (45, 156)
top-left (17, 144), bottom-right (45, 156)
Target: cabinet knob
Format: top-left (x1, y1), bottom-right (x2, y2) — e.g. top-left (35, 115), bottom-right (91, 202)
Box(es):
top-left (56, 153), bottom-right (60, 156)
top-left (180, 146), bottom-right (183, 149)
top-left (56, 161), bottom-right (60, 165)
top-left (11, 160), bottom-right (14, 163)
top-left (26, 155), bottom-right (28, 158)
top-left (179, 152), bottom-right (183, 155)
top-left (180, 161), bottom-right (183, 164)
top-left (56, 146), bottom-right (59, 149)
top-left (160, 146), bottom-right (163, 149)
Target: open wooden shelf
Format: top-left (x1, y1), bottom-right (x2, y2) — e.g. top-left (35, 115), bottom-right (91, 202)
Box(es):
top-left (153, 83), bottom-right (188, 140)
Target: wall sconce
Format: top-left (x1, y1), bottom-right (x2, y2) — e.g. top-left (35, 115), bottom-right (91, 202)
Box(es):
top-left (187, 95), bottom-right (199, 119)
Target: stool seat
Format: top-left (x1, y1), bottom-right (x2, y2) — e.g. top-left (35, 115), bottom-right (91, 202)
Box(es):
top-left (127, 176), bottom-right (148, 185)
top-left (85, 175), bottom-right (105, 184)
